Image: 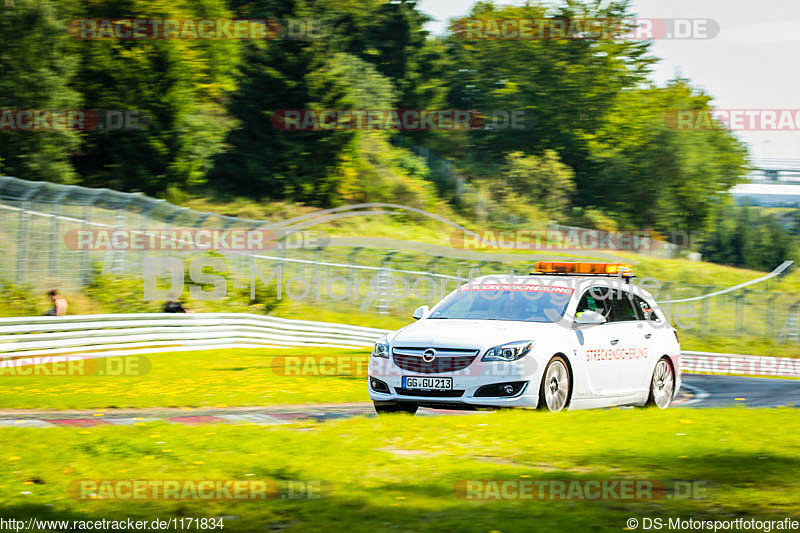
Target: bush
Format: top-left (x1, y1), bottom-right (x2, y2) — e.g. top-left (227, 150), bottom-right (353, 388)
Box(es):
top-left (570, 207), bottom-right (620, 232)
top-left (0, 282), bottom-right (42, 316)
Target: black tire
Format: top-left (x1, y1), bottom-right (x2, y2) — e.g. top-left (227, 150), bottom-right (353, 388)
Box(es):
top-left (646, 357), bottom-right (675, 409)
top-left (537, 355), bottom-right (571, 412)
top-left (373, 402), bottom-right (419, 415)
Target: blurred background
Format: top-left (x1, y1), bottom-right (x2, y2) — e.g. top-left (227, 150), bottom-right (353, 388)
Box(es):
top-left (2, 0), bottom-right (800, 355)
top-left (1, 4), bottom-right (799, 531)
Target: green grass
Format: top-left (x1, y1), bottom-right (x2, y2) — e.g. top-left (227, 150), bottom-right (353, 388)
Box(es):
top-left (0, 408), bottom-right (798, 532)
top-left (677, 333), bottom-right (800, 357)
top-left (0, 348), bottom-right (372, 410)
top-left (272, 301), bottom-right (410, 330)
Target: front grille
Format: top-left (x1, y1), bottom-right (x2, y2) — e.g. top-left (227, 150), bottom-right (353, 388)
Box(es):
top-left (392, 347), bottom-right (479, 374)
top-left (394, 388), bottom-right (465, 397)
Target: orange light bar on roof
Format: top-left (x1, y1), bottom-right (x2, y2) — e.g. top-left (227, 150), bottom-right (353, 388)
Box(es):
top-left (534, 262), bottom-right (634, 276)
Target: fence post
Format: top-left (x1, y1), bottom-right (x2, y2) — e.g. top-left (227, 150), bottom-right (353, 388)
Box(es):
top-left (15, 183), bottom-right (44, 285)
top-left (766, 292), bottom-right (778, 338)
top-left (735, 291), bottom-right (745, 336)
top-left (49, 188), bottom-right (72, 284)
top-left (80, 191), bottom-right (103, 286)
top-left (80, 204), bottom-right (90, 286)
top-left (701, 286), bottom-right (711, 336)
top-left (779, 301), bottom-right (800, 344)
top-left (15, 199), bottom-right (29, 285)
top-left (377, 250), bottom-right (399, 315)
top-left (661, 281), bottom-right (672, 326)
top-left (109, 198), bottom-right (132, 274)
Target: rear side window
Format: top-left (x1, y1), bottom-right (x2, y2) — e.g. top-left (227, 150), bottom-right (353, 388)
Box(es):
top-left (607, 289), bottom-right (639, 322)
top-left (633, 295), bottom-right (661, 323)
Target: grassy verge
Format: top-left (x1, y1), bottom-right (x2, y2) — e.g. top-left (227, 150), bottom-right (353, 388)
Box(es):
top-left (0, 408), bottom-right (797, 532)
top-left (0, 348), bottom-right (371, 410)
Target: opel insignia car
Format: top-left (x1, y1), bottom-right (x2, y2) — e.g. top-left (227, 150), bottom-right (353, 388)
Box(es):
top-left (368, 262), bottom-right (680, 414)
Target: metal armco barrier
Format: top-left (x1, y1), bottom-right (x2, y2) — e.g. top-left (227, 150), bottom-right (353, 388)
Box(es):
top-left (0, 314), bottom-right (389, 365)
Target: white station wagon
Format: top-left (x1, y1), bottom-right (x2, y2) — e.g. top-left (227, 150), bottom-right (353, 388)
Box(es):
top-left (368, 262), bottom-right (681, 414)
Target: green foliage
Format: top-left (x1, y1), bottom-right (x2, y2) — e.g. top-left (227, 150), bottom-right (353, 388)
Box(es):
top-left (0, 0), bottom-right (81, 183)
top-left (701, 205), bottom-right (797, 271)
top-left (66, 0), bottom-right (240, 194)
top-left (0, 0), bottom-right (757, 271)
top-left (440, 1), bottom-right (654, 168)
top-left (85, 269), bottom-right (163, 314)
top-left (211, 13), bottom-right (408, 205)
top-left (0, 282), bottom-right (42, 316)
top-left (333, 133), bottom-right (440, 208)
top-left (586, 80), bottom-right (749, 234)
top-left (433, 2), bottom-right (747, 234)
top-left (569, 206), bottom-right (620, 232)
top-left (501, 150), bottom-right (575, 216)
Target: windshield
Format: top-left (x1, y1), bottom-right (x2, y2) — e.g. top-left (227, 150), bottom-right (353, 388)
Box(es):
top-left (428, 283), bottom-right (574, 322)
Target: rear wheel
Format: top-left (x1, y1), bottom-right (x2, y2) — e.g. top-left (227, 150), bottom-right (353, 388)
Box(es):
top-left (647, 357), bottom-right (675, 409)
top-left (538, 356), bottom-right (571, 412)
top-left (373, 402), bottom-right (418, 415)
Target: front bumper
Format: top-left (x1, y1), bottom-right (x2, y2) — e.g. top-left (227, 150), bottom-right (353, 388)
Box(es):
top-left (367, 356), bottom-right (541, 408)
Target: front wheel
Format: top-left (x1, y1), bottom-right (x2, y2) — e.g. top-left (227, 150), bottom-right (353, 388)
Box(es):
top-left (373, 402), bottom-right (418, 415)
top-left (538, 356), bottom-right (571, 412)
top-left (647, 357), bottom-right (675, 409)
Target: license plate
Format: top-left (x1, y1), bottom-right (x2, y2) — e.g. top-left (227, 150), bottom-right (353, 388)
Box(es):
top-left (402, 376), bottom-right (453, 391)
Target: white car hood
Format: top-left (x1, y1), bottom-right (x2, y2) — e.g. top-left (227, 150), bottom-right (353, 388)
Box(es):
top-left (388, 319), bottom-right (559, 351)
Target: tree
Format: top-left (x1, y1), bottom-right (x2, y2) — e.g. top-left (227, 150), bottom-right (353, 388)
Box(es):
top-left (212, 0), bottom-right (415, 205)
top-left (503, 150), bottom-right (575, 215)
top-left (0, 0), bottom-right (80, 183)
top-left (67, 0), bottom-right (240, 194)
top-left (440, 1), bottom-right (654, 168)
top-left (701, 205), bottom-right (796, 271)
top-left (587, 80), bottom-right (748, 233)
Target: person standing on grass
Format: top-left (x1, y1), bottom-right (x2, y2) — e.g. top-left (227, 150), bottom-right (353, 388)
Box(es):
top-left (45, 289), bottom-right (67, 316)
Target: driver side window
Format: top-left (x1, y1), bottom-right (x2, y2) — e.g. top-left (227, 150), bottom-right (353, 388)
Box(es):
top-left (576, 287), bottom-right (610, 320)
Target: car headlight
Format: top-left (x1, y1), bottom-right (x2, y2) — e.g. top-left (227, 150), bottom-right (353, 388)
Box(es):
top-left (372, 338), bottom-right (389, 359)
top-left (482, 341), bottom-right (533, 362)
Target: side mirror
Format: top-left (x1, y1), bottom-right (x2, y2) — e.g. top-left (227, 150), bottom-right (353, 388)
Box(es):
top-left (574, 310), bottom-right (606, 326)
top-left (412, 305), bottom-right (429, 320)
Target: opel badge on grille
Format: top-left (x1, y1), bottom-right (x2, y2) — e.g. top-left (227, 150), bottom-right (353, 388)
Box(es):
top-left (422, 348), bottom-right (437, 363)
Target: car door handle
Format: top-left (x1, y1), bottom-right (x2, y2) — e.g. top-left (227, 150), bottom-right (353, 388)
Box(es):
top-left (610, 339), bottom-right (619, 345)
top-left (644, 333), bottom-right (652, 339)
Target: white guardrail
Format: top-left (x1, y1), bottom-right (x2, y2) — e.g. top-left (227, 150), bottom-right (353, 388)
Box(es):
top-left (0, 313), bottom-right (389, 367)
top-left (0, 314), bottom-right (798, 378)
